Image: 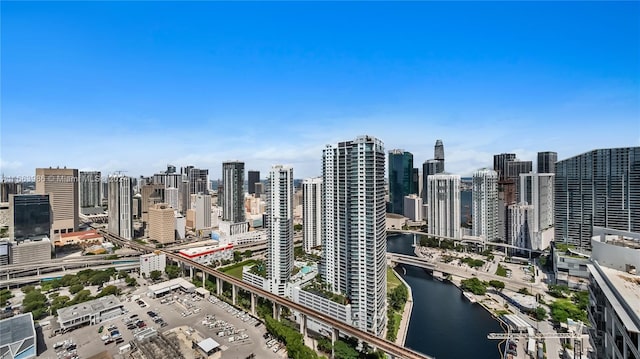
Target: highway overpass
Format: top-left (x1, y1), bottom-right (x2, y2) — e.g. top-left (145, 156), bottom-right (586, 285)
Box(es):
top-left (387, 229), bottom-right (545, 254)
top-left (0, 262), bottom-right (139, 286)
top-left (386, 252), bottom-right (545, 294)
top-left (101, 229), bottom-right (434, 359)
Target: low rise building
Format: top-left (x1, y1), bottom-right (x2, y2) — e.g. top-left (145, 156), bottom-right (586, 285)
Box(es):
top-left (147, 278), bottom-right (195, 298)
top-left (386, 213), bottom-right (407, 230)
top-left (0, 313), bottom-right (36, 359)
top-left (588, 227), bottom-right (640, 359)
top-left (140, 252), bottom-right (166, 277)
top-left (552, 242), bottom-right (590, 290)
top-left (54, 230), bottom-right (103, 247)
top-left (9, 236), bottom-right (51, 265)
top-left (56, 295), bottom-right (124, 332)
top-left (178, 243), bottom-right (234, 265)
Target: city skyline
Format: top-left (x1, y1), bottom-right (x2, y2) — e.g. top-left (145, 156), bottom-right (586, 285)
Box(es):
top-left (2, 2), bottom-right (639, 179)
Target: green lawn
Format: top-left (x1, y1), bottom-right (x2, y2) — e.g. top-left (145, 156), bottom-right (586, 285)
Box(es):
top-left (220, 260), bottom-right (256, 280)
top-left (387, 267), bottom-right (402, 292)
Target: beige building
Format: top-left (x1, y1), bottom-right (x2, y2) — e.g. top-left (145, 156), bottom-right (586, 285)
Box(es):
top-left (35, 167), bottom-right (79, 237)
top-left (149, 203), bottom-right (175, 244)
top-left (141, 184), bottom-right (164, 222)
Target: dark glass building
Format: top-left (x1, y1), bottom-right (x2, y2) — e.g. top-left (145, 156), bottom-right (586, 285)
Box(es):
top-left (11, 194), bottom-right (51, 240)
top-left (555, 147), bottom-right (640, 248)
top-left (537, 151), bottom-right (558, 174)
top-left (248, 170), bottom-right (260, 195)
top-left (388, 149), bottom-right (414, 215)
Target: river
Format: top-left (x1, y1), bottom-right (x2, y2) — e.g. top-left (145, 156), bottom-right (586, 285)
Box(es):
top-left (388, 233), bottom-right (504, 359)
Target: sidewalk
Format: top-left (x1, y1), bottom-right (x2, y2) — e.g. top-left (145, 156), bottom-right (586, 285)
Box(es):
top-left (394, 268), bottom-right (413, 346)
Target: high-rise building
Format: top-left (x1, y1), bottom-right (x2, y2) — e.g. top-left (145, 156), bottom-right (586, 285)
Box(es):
top-left (472, 169), bottom-right (499, 242)
top-left (421, 141), bottom-right (446, 203)
top-left (140, 184), bottom-right (164, 222)
top-left (9, 194), bottom-right (51, 240)
top-left (388, 149), bottom-right (414, 215)
top-left (302, 177), bottom-right (322, 253)
top-left (0, 178), bottom-right (22, 202)
top-left (493, 153), bottom-right (516, 182)
top-left (254, 182), bottom-right (265, 199)
top-left (194, 194), bottom-right (212, 230)
top-left (321, 135), bottom-right (386, 336)
top-left (265, 165), bottom-right (294, 296)
top-left (537, 151), bottom-right (558, 174)
top-left (555, 147), bottom-right (640, 248)
top-left (222, 161), bottom-right (245, 223)
top-left (148, 203), bottom-right (175, 244)
top-left (520, 173), bottom-right (554, 250)
top-left (108, 174), bottom-right (133, 240)
top-left (508, 203), bottom-right (534, 250)
top-left (422, 159), bottom-right (445, 203)
top-left (35, 167), bottom-right (79, 236)
top-left (165, 187), bottom-right (179, 210)
top-left (248, 171), bottom-right (260, 195)
top-left (189, 168), bottom-right (209, 195)
top-left (427, 173), bottom-right (461, 239)
top-left (79, 171), bottom-right (101, 209)
top-left (403, 194), bottom-right (423, 222)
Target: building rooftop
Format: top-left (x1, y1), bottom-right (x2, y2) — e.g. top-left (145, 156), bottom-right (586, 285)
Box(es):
top-left (589, 263), bottom-right (640, 333)
top-left (57, 295), bottom-right (122, 323)
top-left (197, 338), bottom-right (220, 353)
top-left (0, 313), bottom-right (35, 354)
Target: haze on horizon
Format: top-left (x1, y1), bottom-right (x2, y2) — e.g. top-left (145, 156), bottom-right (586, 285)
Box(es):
top-left (1, 1), bottom-right (638, 179)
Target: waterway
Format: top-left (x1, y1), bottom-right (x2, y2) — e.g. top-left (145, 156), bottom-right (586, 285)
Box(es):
top-left (388, 233), bottom-right (504, 359)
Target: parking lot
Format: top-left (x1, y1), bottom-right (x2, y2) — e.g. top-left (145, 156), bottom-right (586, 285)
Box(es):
top-left (39, 282), bottom-right (287, 359)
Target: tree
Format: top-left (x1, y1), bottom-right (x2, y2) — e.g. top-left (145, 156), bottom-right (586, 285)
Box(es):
top-left (488, 280), bottom-right (505, 290)
top-left (233, 251), bottom-right (243, 263)
top-left (534, 306), bottom-right (547, 321)
top-left (334, 340), bottom-right (359, 359)
top-left (242, 250), bottom-right (253, 258)
top-left (549, 299), bottom-right (587, 323)
top-left (21, 285), bottom-right (36, 294)
top-left (165, 265), bottom-right (181, 279)
top-left (22, 289), bottom-right (48, 319)
top-left (461, 277), bottom-right (487, 295)
top-left (69, 284), bottom-right (84, 295)
top-left (0, 289), bottom-right (14, 306)
top-left (125, 277), bottom-right (138, 287)
top-left (88, 271), bottom-right (111, 286)
top-left (293, 223), bottom-right (303, 231)
top-left (149, 270), bottom-right (162, 281)
top-left (518, 287), bottom-right (531, 295)
top-left (98, 285), bottom-right (120, 297)
top-left (118, 270), bottom-right (130, 279)
top-left (72, 289), bottom-right (92, 304)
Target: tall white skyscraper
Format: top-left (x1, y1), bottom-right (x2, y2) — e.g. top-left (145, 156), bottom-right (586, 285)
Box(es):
top-left (165, 187), bottom-right (179, 210)
top-left (302, 177), bottom-right (322, 253)
top-left (472, 169), bottom-right (499, 241)
top-left (265, 165), bottom-right (294, 296)
top-left (108, 174), bottom-right (133, 239)
top-left (194, 193), bottom-right (212, 230)
top-left (519, 172), bottom-right (554, 250)
top-left (427, 173), bottom-right (461, 239)
top-left (222, 161), bottom-right (245, 223)
top-left (508, 203), bottom-right (534, 250)
top-left (321, 135), bottom-right (386, 337)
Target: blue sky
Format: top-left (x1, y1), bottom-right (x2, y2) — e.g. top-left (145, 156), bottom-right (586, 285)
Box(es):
top-left (2, 1), bottom-right (639, 180)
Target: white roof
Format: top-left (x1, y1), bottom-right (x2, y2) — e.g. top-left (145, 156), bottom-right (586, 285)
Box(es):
top-left (197, 337), bottom-right (220, 352)
top-left (148, 278), bottom-right (195, 294)
top-left (588, 263), bottom-right (640, 332)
